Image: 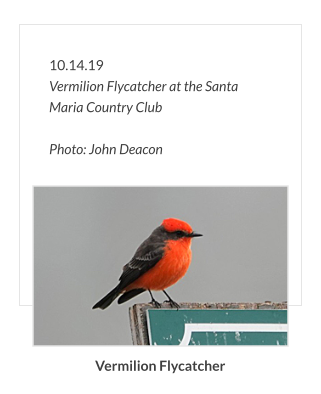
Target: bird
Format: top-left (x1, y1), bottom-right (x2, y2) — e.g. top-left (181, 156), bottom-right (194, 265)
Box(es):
top-left (92, 218), bottom-right (202, 310)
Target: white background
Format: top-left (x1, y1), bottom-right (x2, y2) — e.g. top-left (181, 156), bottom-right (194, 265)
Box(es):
top-left (1, 1), bottom-right (320, 392)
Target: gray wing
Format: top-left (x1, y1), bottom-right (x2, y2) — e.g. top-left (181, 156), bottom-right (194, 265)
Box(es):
top-left (118, 242), bottom-right (165, 290)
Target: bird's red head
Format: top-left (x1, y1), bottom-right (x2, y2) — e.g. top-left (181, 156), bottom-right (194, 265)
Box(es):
top-left (162, 218), bottom-right (193, 234)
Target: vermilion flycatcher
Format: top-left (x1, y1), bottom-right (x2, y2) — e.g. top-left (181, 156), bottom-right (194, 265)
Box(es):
top-left (92, 218), bottom-right (202, 310)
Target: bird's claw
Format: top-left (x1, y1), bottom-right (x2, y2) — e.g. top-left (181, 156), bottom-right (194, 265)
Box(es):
top-left (165, 299), bottom-right (180, 310)
top-left (151, 300), bottom-right (162, 308)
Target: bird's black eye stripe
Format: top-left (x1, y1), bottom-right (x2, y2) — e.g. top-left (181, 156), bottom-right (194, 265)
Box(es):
top-left (175, 231), bottom-right (185, 237)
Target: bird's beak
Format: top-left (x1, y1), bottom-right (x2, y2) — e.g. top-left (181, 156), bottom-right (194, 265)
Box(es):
top-left (189, 232), bottom-right (203, 238)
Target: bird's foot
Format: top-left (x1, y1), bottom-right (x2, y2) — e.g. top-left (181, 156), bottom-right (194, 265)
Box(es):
top-left (150, 300), bottom-right (162, 308)
top-left (165, 299), bottom-right (180, 310)
top-left (148, 290), bottom-right (161, 308)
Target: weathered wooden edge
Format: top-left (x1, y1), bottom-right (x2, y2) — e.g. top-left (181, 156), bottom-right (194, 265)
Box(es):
top-left (129, 304), bottom-right (149, 345)
top-left (129, 301), bottom-right (288, 345)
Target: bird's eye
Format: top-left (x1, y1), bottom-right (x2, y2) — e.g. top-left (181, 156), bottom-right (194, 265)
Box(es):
top-left (175, 231), bottom-right (184, 237)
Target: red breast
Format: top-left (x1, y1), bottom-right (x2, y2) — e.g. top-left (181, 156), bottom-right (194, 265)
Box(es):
top-left (125, 237), bottom-right (192, 291)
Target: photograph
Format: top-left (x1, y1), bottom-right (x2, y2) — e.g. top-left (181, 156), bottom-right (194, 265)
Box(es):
top-left (34, 186), bottom-right (287, 345)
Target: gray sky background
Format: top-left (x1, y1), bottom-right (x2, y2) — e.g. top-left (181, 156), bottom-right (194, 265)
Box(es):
top-left (34, 187), bottom-right (287, 345)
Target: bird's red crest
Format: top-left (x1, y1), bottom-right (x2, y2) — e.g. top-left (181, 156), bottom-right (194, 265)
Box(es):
top-left (162, 218), bottom-right (193, 233)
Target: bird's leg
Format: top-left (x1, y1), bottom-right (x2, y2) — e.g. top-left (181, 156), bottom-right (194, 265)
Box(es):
top-left (148, 290), bottom-right (161, 308)
top-left (163, 290), bottom-right (180, 310)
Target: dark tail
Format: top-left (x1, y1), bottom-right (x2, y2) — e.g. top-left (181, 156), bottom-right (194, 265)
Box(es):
top-left (118, 288), bottom-right (146, 304)
top-left (92, 284), bottom-right (121, 310)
